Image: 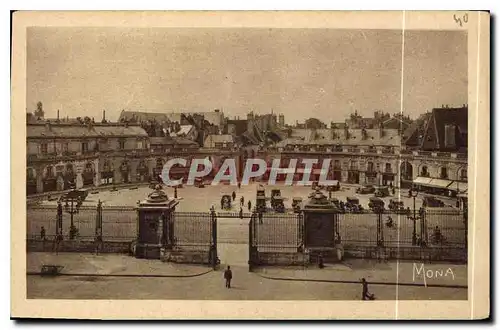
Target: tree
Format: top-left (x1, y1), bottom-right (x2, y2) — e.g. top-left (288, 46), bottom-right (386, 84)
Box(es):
top-left (34, 101), bottom-right (44, 118)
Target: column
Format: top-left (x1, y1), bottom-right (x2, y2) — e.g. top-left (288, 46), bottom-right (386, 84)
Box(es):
top-left (36, 171), bottom-right (44, 193)
top-left (341, 170), bottom-right (348, 183)
top-left (76, 173), bottom-right (84, 189)
top-left (359, 172), bottom-right (366, 185)
top-left (130, 160), bottom-right (138, 183)
top-left (93, 158), bottom-right (100, 187)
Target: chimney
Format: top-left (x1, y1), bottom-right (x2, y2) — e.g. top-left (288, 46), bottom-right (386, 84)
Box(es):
top-left (361, 128), bottom-right (368, 140)
top-left (102, 110), bottom-right (106, 123)
top-left (246, 112), bottom-right (254, 133)
top-left (379, 122), bottom-right (384, 138)
top-left (57, 110), bottom-right (60, 122)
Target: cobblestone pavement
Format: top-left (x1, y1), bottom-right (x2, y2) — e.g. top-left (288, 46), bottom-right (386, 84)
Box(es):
top-left (256, 259), bottom-right (467, 288)
top-left (27, 252), bottom-right (467, 300)
top-left (38, 183), bottom-right (454, 211)
top-left (27, 252), bottom-right (210, 276)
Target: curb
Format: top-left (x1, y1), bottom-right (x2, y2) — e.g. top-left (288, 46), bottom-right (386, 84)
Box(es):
top-left (27, 269), bottom-right (213, 278)
top-left (255, 273), bottom-right (467, 289)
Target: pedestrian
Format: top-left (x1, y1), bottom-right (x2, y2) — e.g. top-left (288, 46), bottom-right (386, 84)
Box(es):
top-left (53, 228), bottom-right (63, 255)
top-left (224, 265), bottom-right (233, 288)
top-left (239, 207), bottom-right (243, 219)
top-left (248, 200), bottom-right (252, 212)
top-left (240, 196), bottom-right (244, 206)
top-left (174, 186), bottom-right (178, 199)
top-left (238, 182), bottom-right (241, 189)
top-left (220, 198), bottom-right (224, 210)
top-left (40, 226), bottom-right (46, 241)
top-left (232, 191), bottom-right (236, 202)
top-left (360, 278), bottom-right (375, 300)
top-left (318, 253), bottom-right (324, 269)
top-left (95, 229), bottom-right (103, 256)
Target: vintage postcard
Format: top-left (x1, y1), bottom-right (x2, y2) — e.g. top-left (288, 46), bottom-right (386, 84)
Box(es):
top-left (11, 11), bottom-right (490, 319)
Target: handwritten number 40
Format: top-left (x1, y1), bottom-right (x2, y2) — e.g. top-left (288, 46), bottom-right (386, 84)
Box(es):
top-left (454, 13), bottom-right (469, 27)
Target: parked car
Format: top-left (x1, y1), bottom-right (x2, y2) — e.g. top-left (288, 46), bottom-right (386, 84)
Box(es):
top-left (326, 181), bottom-right (341, 192)
top-left (374, 186), bottom-right (390, 198)
top-left (368, 197), bottom-right (385, 212)
top-left (292, 197), bottom-right (303, 213)
top-left (422, 196), bottom-right (445, 208)
top-left (356, 185), bottom-right (375, 194)
top-left (388, 199), bottom-right (408, 213)
top-left (221, 194), bottom-right (232, 210)
top-left (345, 197), bottom-right (362, 213)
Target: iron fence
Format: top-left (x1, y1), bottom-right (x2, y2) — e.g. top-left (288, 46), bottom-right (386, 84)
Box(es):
top-left (337, 209), bottom-right (466, 248)
top-left (424, 208), bottom-right (467, 247)
top-left (171, 212), bottom-right (213, 251)
top-left (27, 205), bottom-right (137, 241)
top-left (249, 212), bottom-right (302, 253)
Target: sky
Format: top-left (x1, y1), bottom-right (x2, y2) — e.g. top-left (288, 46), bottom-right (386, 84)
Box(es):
top-left (26, 28), bottom-right (467, 124)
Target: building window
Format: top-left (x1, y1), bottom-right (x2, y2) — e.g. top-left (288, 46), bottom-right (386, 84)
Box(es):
top-left (460, 168), bottom-right (467, 181)
top-left (334, 160), bottom-right (341, 170)
top-left (81, 142), bottom-right (88, 153)
top-left (119, 139), bottom-right (125, 150)
top-left (367, 162), bottom-right (375, 173)
top-left (420, 165), bottom-right (429, 177)
top-left (40, 143), bottom-right (48, 154)
top-left (62, 143), bottom-right (69, 153)
top-left (440, 167), bottom-right (448, 179)
top-left (385, 163), bottom-right (392, 173)
top-left (99, 139), bottom-right (108, 151)
top-left (137, 139), bottom-right (144, 149)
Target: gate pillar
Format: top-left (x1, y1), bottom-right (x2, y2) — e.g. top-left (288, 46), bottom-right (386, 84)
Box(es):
top-left (135, 185), bottom-right (179, 259)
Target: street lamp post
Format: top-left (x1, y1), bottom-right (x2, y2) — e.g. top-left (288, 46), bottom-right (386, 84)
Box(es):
top-left (63, 188), bottom-right (83, 240)
top-left (409, 186), bottom-right (419, 246)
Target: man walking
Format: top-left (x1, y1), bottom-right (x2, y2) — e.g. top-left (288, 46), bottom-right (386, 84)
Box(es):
top-left (248, 200), bottom-right (252, 212)
top-left (224, 265), bottom-right (233, 288)
top-left (360, 278), bottom-right (375, 300)
top-left (240, 196), bottom-right (244, 207)
top-left (232, 191), bottom-right (236, 202)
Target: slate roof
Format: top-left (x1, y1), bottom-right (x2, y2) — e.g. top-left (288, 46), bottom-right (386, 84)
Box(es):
top-left (203, 134), bottom-right (235, 148)
top-left (276, 128), bottom-right (401, 147)
top-left (120, 110), bottom-right (224, 126)
top-left (431, 107), bottom-right (468, 149)
top-left (150, 136), bottom-right (198, 146)
top-left (27, 123), bottom-right (148, 139)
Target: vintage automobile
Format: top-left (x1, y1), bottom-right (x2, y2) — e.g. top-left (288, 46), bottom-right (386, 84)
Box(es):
top-left (356, 185), bottom-right (375, 194)
top-left (221, 194), bottom-right (232, 210)
top-left (69, 188), bottom-right (89, 201)
top-left (326, 181), bottom-right (341, 192)
top-left (422, 196), bottom-right (445, 208)
top-left (59, 188), bottom-right (89, 203)
top-left (345, 197), bottom-right (362, 213)
top-left (194, 177), bottom-right (205, 188)
top-left (368, 197), bottom-right (385, 212)
top-left (272, 196), bottom-right (286, 213)
top-left (256, 187), bottom-right (267, 213)
top-left (291, 197), bottom-right (303, 213)
top-left (374, 186), bottom-right (390, 198)
top-left (388, 199), bottom-right (407, 213)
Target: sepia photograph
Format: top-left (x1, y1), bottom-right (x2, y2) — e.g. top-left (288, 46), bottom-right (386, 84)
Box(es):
top-left (11, 10), bottom-right (490, 319)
